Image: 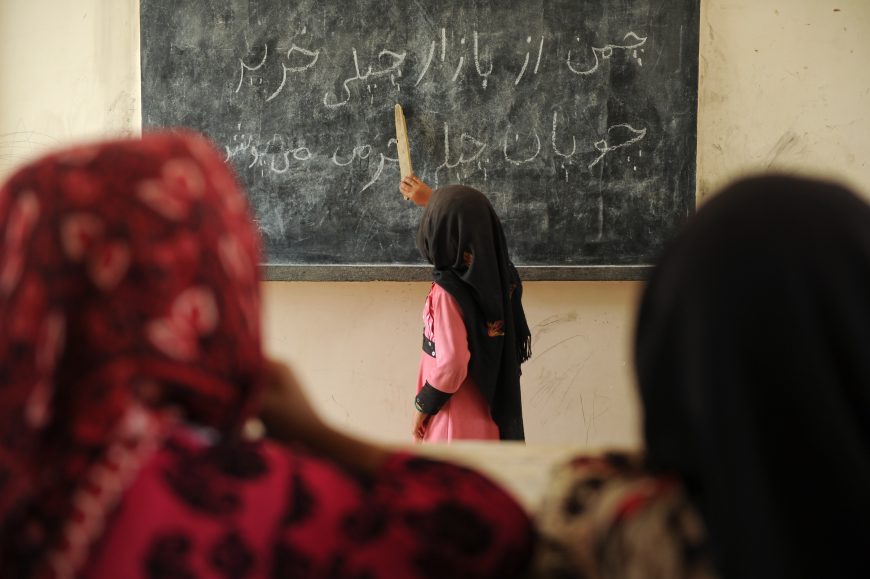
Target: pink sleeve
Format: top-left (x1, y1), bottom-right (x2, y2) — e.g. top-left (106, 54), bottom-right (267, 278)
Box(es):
top-left (424, 285), bottom-right (470, 394)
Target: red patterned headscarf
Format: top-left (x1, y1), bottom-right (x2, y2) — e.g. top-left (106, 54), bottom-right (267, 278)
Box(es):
top-left (0, 132), bottom-right (264, 577)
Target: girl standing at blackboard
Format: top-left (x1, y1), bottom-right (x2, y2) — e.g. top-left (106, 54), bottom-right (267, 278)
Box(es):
top-left (400, 175), bottom-right (532, 442)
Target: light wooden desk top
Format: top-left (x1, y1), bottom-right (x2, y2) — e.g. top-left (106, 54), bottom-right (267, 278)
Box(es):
top-left (401, 442), bottom-right (598, 512)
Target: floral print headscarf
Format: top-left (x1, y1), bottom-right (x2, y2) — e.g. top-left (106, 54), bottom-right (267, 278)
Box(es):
top-left (0, 132), bottom-right (263, 577)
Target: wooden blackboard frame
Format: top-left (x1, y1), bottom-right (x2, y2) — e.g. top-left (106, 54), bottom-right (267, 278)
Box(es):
top-left (261, 264), bottom-right (653, 282)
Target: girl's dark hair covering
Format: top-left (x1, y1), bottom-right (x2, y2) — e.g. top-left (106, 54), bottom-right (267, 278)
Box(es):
top-left (417, 185), bottom-right (531, 440)
top-left (635, 176), bottom-right (870, 578)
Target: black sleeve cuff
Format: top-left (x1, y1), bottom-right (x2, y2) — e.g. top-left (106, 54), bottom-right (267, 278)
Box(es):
top-left (415, 382), bottom-right (453, 415)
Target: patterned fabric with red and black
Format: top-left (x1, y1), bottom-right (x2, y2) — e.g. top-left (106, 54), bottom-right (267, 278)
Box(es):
top-left (0, 132), bottom-right (533, 579)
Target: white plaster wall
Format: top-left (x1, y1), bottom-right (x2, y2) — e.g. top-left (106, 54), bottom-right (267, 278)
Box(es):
top-left (262, 281), bottom-right (641, 444)
top-left (697, 1), bottom-right (870, 198)
top-left (2, 0), bottom-right (869, 446)
top-left (0, 1), bottom-right (140, 175)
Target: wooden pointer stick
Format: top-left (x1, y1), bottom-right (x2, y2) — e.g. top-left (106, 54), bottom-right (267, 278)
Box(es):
top-left (394, 103), bottom-right (413, 198)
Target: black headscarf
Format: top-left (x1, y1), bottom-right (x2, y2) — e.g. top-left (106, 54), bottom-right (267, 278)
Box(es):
top-left (417, 185), bottom-right (532, 440)
top-left (635, 176), bottom-right (870, 578)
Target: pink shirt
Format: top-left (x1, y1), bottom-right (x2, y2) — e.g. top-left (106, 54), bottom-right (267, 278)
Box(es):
top-left (416, 284), bottom-right (499, 441)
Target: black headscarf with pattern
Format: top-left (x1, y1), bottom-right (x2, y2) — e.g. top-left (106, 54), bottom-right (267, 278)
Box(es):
top-left (417, 185), bottom-right (531, 440)
top-left (635, 176), bottom-right (870, 578)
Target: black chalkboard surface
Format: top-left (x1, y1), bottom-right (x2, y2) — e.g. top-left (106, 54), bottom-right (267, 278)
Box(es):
top-left (141, 0), bottom-right (699, 280)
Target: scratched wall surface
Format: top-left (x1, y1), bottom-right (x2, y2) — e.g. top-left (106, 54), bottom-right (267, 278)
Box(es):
top-left (140, 0), bottom-right (699, 271)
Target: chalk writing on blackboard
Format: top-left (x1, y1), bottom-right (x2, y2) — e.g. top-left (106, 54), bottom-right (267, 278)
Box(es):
top-left (224, 118), bottom-right (647, 193)
top-left (141, 0), bottom-right (700, 276)
top-left (235, 28), bottom-right (647, 105)
top-left (227, 28), bottom-right (649, 192)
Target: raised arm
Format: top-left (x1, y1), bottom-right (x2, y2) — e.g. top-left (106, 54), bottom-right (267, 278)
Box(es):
top-left (399, 174), bottom-right (433, 206)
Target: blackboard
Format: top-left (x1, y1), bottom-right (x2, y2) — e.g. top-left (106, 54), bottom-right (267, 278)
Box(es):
top-left (141, 0), bottom-right (699, 281)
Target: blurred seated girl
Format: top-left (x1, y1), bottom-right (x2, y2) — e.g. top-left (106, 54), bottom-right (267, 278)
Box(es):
top-left (0, 132), bottom-right (533, 579)
top-left (534, 176), bottom-right (870, 579)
